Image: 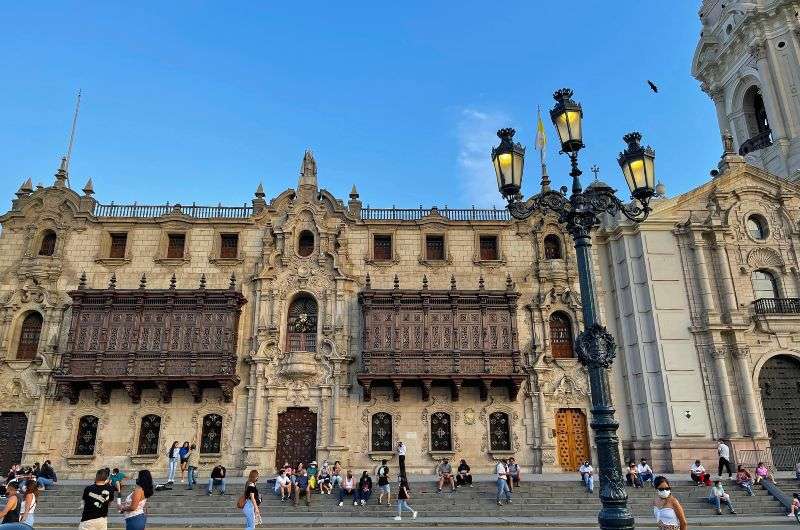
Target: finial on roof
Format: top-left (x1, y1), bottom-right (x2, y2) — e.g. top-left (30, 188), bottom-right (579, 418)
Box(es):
top-left (254, 182), bottom-right (265, 198)
top-left (138, 273), bottom-right (147, 290)
top-left (109, 273), bottom-right (117, 290)
top-left (365, 273), bottom-right (371, 289)
top-left (393, 274), bottom-right (400, 290)
top-left (21, 178), bottom-right (33, 193)
top-left (54, 156), bottom-right (68, 188)
top-left (298, 148), bottom-right (318, 189)
top-left (450, 275), bottom-right (457, 290)
top-left (78, 271), bottom-right (87, 289)
top-left (422, 275), bottom-right (428, 290)
top-left (169, 273), bottom-right (176, 290)
top-left (199, 274), bottom-right (207, 290)
top-left (82, 178), bottom-right (94, 196)
top-left (349, 185), bottom-right (359, 199)
top-left (478, 275), bottom-right (485, 290)
top-left (654, 180), bottom-right (666, 197)
top-left (229, 272), bottom-right (236, 290)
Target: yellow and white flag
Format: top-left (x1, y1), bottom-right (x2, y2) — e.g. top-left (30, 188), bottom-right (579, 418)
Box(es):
top-left (535, 108), bottom-right (547, 156)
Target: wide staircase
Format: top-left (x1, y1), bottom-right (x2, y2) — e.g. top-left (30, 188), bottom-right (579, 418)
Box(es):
top-left (34, 479), bottom-right (790, 526)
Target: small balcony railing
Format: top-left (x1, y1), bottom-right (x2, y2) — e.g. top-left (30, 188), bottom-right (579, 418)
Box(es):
top-left (287, 332), bottom-right (317, 352)
top-left (754, 298), bottom-right (800, 315)
top-left (738, 130), bottom-right (773, 156)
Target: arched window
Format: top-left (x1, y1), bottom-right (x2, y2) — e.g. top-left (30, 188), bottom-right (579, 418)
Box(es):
top-left (200, 414), bottom-right (223, 454)
top-left (489, 411), bottom-right (511, 451)
top-left (371, 412), bottom-right (393, 452)
top-left (549, 312), bottom-right (574, 359)
top-left (740, 86), bottom-right (772, 154)
top-left (16, 312), bottom-right (43, 360)
top-left (544, 235), bottom-right (563, 259)
top-left (38, 230), bottom-right (56, 256)
top-left (298, 230), bottom-right (315, 257)
top-left (746, 215), bottom-right (768, 240)
top-left (430, 411), bottom-right (452, 451)
top-left (74, 415), bottom-right (99, 456)
top-left (287, 295), bottom-right (318, 352)
top-left (752, 270), bottom-right (779, 300)
top-left (137, 414), bottom-right (161, 455)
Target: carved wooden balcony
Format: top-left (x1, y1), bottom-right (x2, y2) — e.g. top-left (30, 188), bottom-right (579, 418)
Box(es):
top-left (54, 273), bottom-right (246, 404)
top-left (357, 275), bottom-right (525, 402)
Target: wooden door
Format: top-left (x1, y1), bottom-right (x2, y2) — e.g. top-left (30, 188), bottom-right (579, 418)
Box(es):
top-left (759, 355), bottom-right (800, 468)
top-left (555, 408), bottom-right (589, 471)
top-left (0, 412), bottom-right (28, 473)
top-left (275, 407), bottom-right (317, 471)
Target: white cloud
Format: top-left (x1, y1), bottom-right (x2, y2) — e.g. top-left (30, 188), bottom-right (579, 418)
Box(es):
top-left (456, 108), bottom-right (510, 207)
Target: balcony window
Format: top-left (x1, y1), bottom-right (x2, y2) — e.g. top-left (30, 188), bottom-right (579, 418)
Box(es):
top-left (544, 234), bottom-right (563, 259)
top-left (167, 234), bottom-right (186, 259)
top-left (373, 235), bottom-right (392, 261)
top-left (287, 295), bottom-right (317, 352)
top-left (17, 312), bottom-right (43, 360)
top-left (109, 233), bottom-right (128, 259)
top-left (426, 235), bottom-right (445, 261)
top-left (298, 230), bottom-right (315, 257)
top-left (39, 230), bottom-right (56, 256)
top-left (479, 235), bottom-right (499, 261)
top-left (549, 311), bottom-right (574, 359)
top-left (220, 233), bottom-right (239, 259)
top-left (752, 269), bottom-right (779, 300)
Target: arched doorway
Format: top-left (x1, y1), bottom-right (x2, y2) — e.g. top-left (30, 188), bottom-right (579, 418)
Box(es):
top-left (758, 355), bottom-right (800, 468)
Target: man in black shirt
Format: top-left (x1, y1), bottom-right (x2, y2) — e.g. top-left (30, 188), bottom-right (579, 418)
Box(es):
top-left (207, 465), bottom-right (226, 495)
top-left (79, 468), bottom-right (114, 530)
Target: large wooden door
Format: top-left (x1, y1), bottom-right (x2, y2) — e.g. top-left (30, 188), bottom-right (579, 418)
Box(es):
top-left (0, 412), bottom-right (28, 473)
top-left (555, 408), bottom-right (590, 471)
top-left (275, 407), bottom-right (317, 471)
top-left (759, 355), bottom-right (800, 469)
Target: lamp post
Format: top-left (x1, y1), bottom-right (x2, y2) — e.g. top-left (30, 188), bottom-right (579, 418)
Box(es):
top-left (493, 88), bottom-right (657, 530)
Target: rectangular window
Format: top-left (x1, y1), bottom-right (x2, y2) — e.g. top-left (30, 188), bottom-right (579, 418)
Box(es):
top-left (479, 235), bottom-right (498, 261)
top-left (109, 233), bottom-right (128, 259)
top-left (373, 235), bottom-right (392, 261)
top-left (220, 233), bottom-right (239, 259)
top-left (425, 235), bottom-right (445, 261)
top-left (166, 233), bottom-right (186, 259)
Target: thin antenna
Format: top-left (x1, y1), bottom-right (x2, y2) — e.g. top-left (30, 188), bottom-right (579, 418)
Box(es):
top-left (65, 89), bottom-right (82, 184)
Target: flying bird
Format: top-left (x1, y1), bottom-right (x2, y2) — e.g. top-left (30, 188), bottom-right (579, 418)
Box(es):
top-left (647, 80), bottom-right (659, 93)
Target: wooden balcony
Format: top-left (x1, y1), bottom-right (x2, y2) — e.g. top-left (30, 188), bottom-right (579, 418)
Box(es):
top-left (53, 275), bottom-right (246, 404)
top-left (357, 275), bottom-right (525, 402)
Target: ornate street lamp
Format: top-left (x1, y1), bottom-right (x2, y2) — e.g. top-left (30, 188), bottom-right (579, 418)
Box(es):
top-left (492, 88), bottom-right (657, 530)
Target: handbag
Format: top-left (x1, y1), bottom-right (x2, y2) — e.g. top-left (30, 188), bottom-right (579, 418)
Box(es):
top-left (236, 495), bottom-right (246, 509)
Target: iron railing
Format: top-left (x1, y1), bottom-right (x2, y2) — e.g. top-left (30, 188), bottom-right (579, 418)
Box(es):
top-left (739, 130), bottom-right (773, 156)
top-left (737, 446), bottom-right (800, 472)
top-left (93, 203), bottom-right (253, 219)
top-left (754, 298), bottom-right (800, 315)
top-left (287, 332), bottom-right (317, 352)
top-left (361, 206), bottom-right (511, 221)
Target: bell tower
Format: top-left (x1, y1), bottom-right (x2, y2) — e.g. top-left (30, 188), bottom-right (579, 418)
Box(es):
top-left (692, 0), bottom-right (800, 179)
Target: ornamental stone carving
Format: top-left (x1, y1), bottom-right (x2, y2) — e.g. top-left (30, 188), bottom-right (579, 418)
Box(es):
top-left (747, 247), bottom-right (784, 271)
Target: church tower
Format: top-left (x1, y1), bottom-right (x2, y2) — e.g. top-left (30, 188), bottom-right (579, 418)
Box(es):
top-left (692, 0), bottom-right (800, 179)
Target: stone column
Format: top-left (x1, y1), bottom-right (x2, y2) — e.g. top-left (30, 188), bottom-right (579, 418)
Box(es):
top-left (712, 234), bottom-right (738, 317)
top-left (250, 363), bottom-right (266, 447)
top-left (732, 347), bottom-right (764, 437)
top-left (691, 234), bottom-right (718, 319)
top-left (710, 347), bottom-right (740, 437)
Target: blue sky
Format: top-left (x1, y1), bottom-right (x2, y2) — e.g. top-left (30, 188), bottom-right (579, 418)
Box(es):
top-left (0, 1), bottom-right (718, 209)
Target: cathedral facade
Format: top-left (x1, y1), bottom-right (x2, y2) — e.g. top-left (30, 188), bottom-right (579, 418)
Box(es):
top-left (0, 0), bottom-right (799, 479)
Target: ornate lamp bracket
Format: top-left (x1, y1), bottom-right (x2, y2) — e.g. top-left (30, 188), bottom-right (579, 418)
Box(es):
top-left (575, 323), bottom-right (617, 368)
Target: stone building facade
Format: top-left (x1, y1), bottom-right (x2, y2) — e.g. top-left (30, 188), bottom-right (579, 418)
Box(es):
top-left (0, 152), bottom-right (603, 478)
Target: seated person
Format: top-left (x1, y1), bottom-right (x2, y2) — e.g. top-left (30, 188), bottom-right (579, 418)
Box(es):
top-left (626, 461), bottom-right (643, 488)
top-left (578, 461), bottom-right (594, 493)
top-left (109, 468), bottom-right (127, 493)
top-left (293, 469), bottom-right (312, 506)
top-left (337, 471), bottom-right (356, 506)
top-left (507, 457), bottom-right (521, 489)
top-left (455, 459), bottom-right (472, 488)
top-left (436, 458), bottom-right (455, 493)
top-left (636, 458), bottom-right (654, 486)
top-left (708, 480), bottom-right (736, 515)
top-left (37, 460), bottom-right (57, 489)
top-left (307, 461), bottom-right (318, 490)
top-left (690, 460), bottom-right (711, 486)
top-left (207, 465), bottom-right (226, 495)
top-left (356, 471), bottom-right (372, 506)
top-left (274, 469), bottom-right (291, 501)
top-left (788, 493), bottom-right (800, 519)
top-left (754, 462), bottom-right (777, 485)
top-left (317, 467), bottom-right (332, 495)
top-left (735, 465), bottom-right (754, 496)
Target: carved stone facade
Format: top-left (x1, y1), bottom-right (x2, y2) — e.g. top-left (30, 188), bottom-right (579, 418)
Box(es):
top-left (0, 151), bottom-right (596, 477)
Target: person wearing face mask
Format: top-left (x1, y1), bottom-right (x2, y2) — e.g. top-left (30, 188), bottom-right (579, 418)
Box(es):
top-left (652, 476), bottom-right (687, 530)
top-left (578, 461), bottom-right (594, 494)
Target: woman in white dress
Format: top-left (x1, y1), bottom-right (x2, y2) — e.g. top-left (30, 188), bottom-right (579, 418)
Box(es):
top-left (652, 476), bottom-right (687, 530)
